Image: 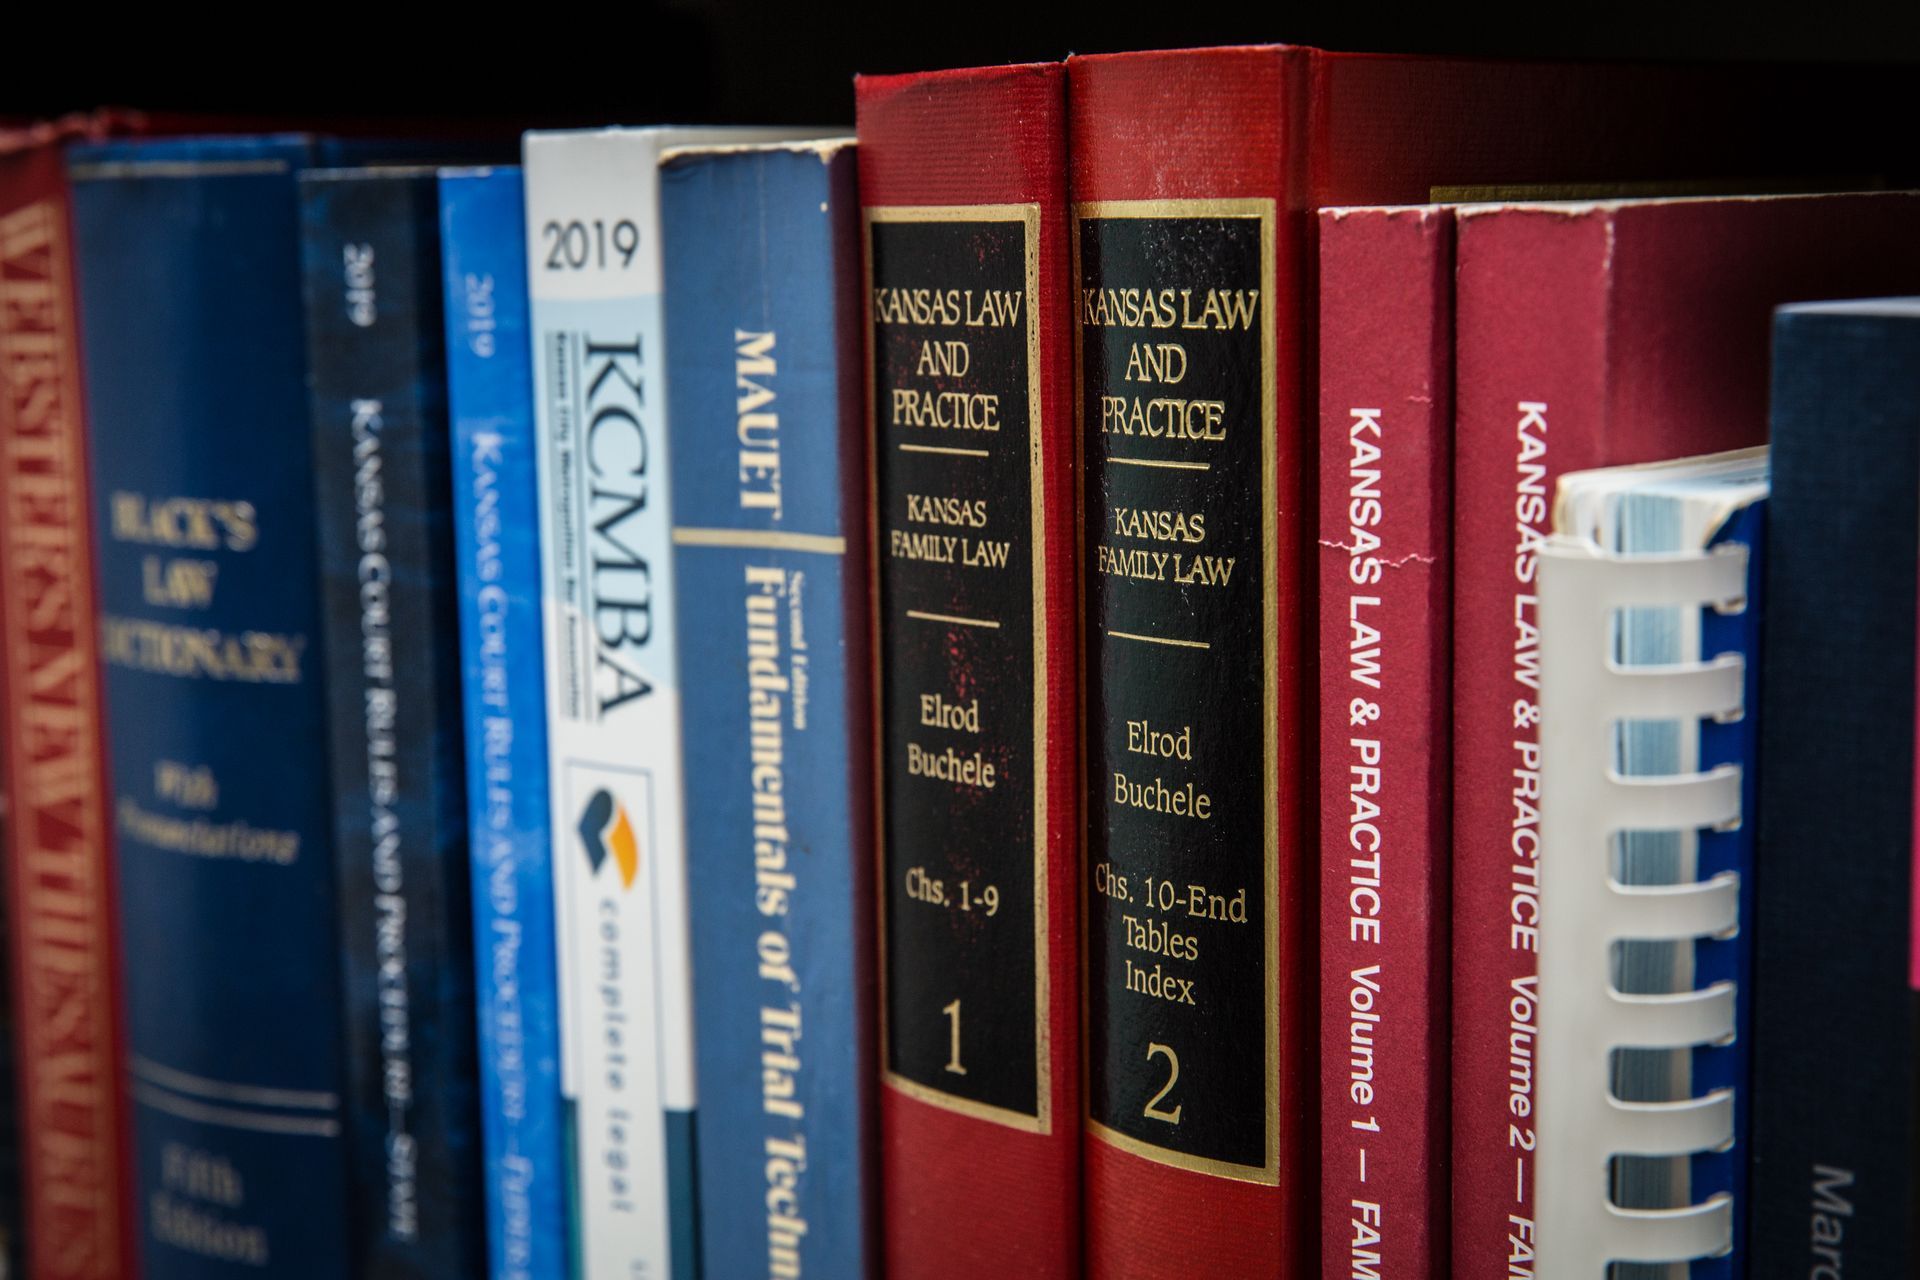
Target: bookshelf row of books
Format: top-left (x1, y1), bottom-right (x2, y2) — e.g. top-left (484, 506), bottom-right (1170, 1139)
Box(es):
top-left (0, 41), bottom-right (1916, 1280)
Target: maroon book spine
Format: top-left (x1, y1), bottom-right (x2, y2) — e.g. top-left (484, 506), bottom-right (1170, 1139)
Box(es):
top-left (0, 127), bottom-right (137, 1280)
top-left (855, 63), bottom-right (1081, 1280)
top-left (1315, 205), bottom-right (1452, 1279)
top-left (1451, 206), bottom-right (1611, 1280)
top-left (1450, 191), bottom-right (1920, 1277)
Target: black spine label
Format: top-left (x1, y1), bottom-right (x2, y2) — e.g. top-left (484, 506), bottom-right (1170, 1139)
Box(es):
top-left (869, 207), bottom-right (1046, 1128)
top-left (1079, 204), bottom-right (1278, 1180)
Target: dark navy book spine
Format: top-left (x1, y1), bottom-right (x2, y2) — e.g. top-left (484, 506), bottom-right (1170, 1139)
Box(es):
top-left (68, 135), bottom-right (353, 1280)
top-left (1751, 303), bottom-right (1920, 1274)
top-left (439, 166), bottom-right (572, 1280)
top-left (299, 168), bottom-right (483, 1280)
top-left (660, 141), bottom-right (878, 1280)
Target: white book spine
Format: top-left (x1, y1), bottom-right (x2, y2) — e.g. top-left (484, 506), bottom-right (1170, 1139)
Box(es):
top-left (1536, 538), bottom-right (1746, 1276)
top-left (525, 128), bottom-right (695, 1280)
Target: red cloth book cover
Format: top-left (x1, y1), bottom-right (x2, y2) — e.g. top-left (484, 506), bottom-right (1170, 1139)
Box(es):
top-left (0, 114), bottom-right (144, 1280)
top-left (854, 63), bottom-right (1080, 1280)
top-left (1315, 204), bottom-right (1453, 1280)
top-left (1070, 47), bottom-right (1313, 1278)
top-left (1451, 191), bottom-right (1920, 1278)
top-left (1071, 45), bottom-right (1920, 1279)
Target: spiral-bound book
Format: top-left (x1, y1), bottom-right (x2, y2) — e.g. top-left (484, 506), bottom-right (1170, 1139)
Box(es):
top-left (1536, 447), bottom-right (1769, 1278)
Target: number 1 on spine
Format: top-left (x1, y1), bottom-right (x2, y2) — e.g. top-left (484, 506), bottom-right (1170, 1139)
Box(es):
top-left (943, 999), bottom-right (967, 1075)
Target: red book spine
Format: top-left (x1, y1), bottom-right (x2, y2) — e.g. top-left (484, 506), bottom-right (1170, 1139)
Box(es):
top-left (854, 63), bottom-right (1080, 1280)
top-left (1450, 191), bottom-right (1920, 1277)
top-left (0, 136), bottom-right (136, 1280)
top-left (1450, 209), bottom-right (1615, 1278)
top-left (1070, 45), bottom-right (1314, 1279)
top-left (1315, 205), bottom-right (1451, 1279)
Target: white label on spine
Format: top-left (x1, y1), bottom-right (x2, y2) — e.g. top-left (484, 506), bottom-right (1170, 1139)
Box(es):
top-left (525, 128), bottom-right (687, 1280)
top-left (524, 125), bottom-right (821, 1280)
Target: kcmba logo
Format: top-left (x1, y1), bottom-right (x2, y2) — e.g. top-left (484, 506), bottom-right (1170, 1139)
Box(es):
top-left (577, 787), bottom-right (640, 889)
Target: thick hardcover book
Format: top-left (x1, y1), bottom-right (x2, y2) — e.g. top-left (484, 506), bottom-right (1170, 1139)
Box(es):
top-left (854, 64), bottom-right (1080, 1280)
top-left (1749, 300), bottom-right (1920, 1275)
top-left (1069, 45), bottom-right (1920, 1278)
top-left (1536, 451), bottom-right (1768, 1277)
top-left (299, 166), bottom-right (484, 1280)
top-left (1314, 204), bottom-right (1452, 1279)
top-left (1453, 193), bottom-right (1920, 1279)
top-left (522, 123), bottom-right (818, 1280)
top-left (69, 134), bottom-right (353, 1280)
top-left (660, 138), bottom-right (878, 1280)
top-left (440, 165), bottom-right (570, 1280)
top-left (1070, 49), bottom-right (1309, 1276)
top-left (0, 119), bottom-right (143, 1280)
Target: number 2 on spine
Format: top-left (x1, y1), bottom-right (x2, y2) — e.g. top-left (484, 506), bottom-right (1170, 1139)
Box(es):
top-left (942, 999), bottom-right (967, 1075)
top-left (1143, 1042), bottom-right (1182, 1124)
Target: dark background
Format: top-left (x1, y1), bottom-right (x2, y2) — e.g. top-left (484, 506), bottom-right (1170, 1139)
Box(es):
top-left (6, 2), bottom-right (1919, 125)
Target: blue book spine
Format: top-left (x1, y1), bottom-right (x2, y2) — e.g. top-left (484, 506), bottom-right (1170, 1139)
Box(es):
top-left (1693, 499), bottom-right (1765, 1280)
top-left (440, 166), bottom-right (572, 1280)
top-left (661, 141), bottom-right (878, 1280)
top-left (68, 135), bottom-right (352, 1280)
top-left (299, 168), bottom-right (483, 1280)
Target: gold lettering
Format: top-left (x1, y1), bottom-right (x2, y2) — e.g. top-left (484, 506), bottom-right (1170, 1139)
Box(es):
top-left (108, 492), bottom-right (258, 552)
top-left (1123, 341), bottom-right (1188, 384)
top-left (1111, 506), bottom-right (1207, 544)
top-left (142, 555), bottom-right (220, 609)
top-left (1098, 394), bottom-right (1225, 441)
top-left (100, 616), bottom-right (305, 683)
top-left (915, 340), bottom-right (970, 377)
top-left (906, 742), bottom-right (997, 789)
top-left (889, 386), bottom-right (1001, 431)
top-left (904, 492), bottom-right (988, 528)
top-left (1112, 769), bottom-right (1212, 820)
top-left (918, 692), bottom-right (981, 732)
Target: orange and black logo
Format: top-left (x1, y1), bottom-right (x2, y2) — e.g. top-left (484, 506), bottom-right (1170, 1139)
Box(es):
top-left (577, 788), bottom-right (640, 889)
